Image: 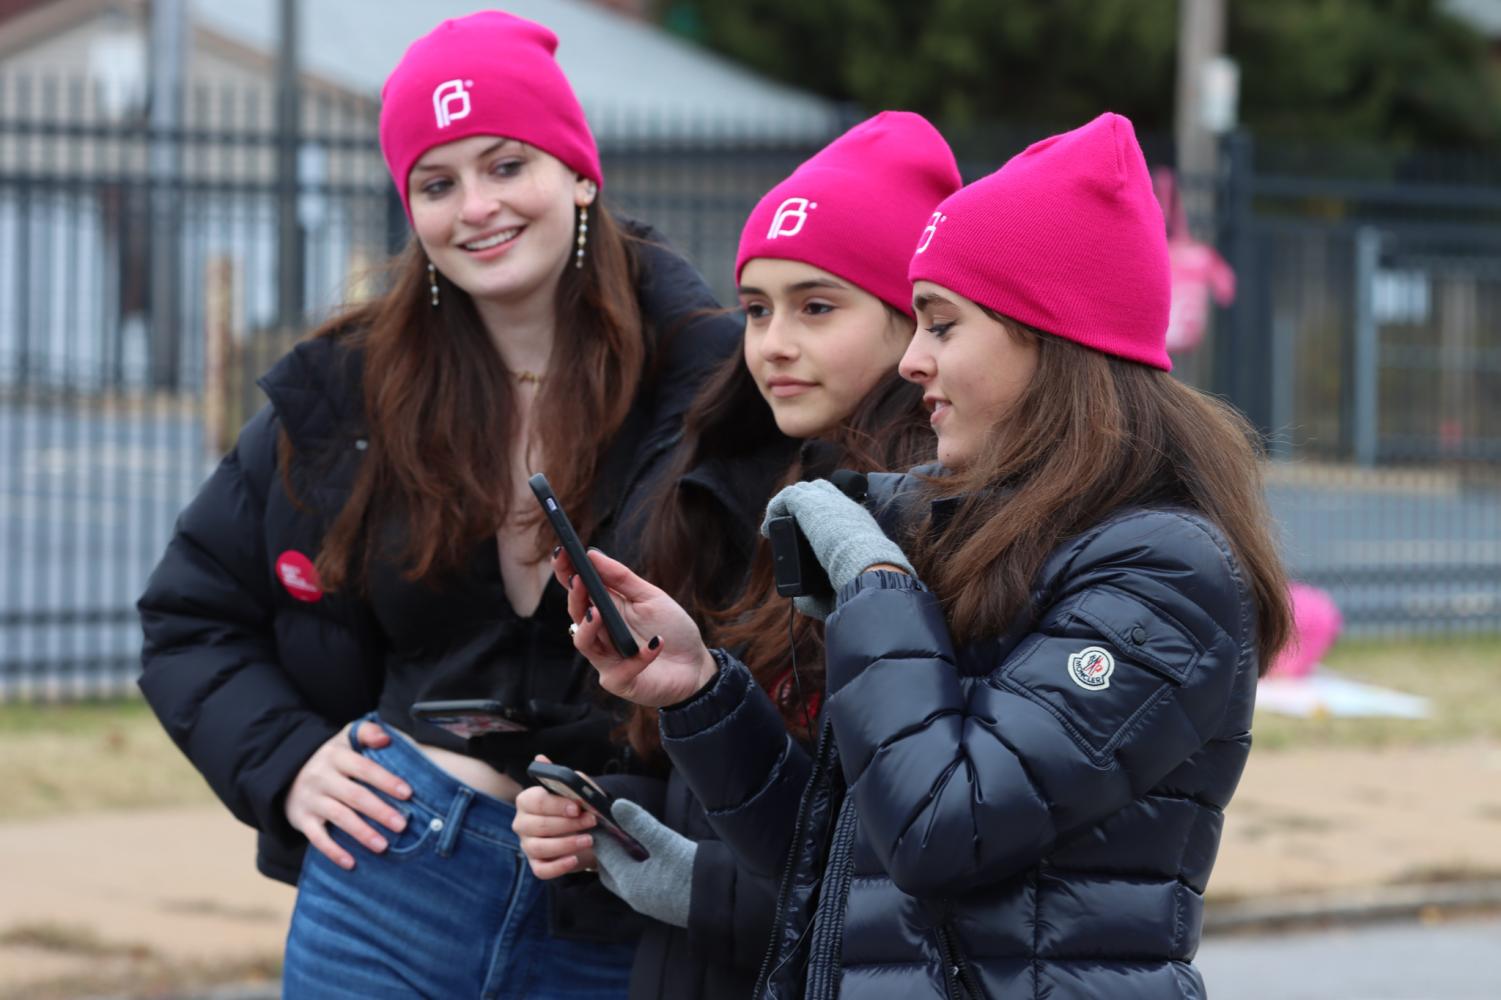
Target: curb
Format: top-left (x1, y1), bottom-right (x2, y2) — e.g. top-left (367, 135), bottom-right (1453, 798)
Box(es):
top-left (1204, 879), bottom-right (1501, 935)
top-left (79, 882), bottom-right (1501, 998)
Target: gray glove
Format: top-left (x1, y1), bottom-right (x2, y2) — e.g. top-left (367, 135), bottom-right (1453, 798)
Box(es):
top-left (593, 799), bottom-right (697, 929)
top-left (760, 479), bottom-right (914, 619)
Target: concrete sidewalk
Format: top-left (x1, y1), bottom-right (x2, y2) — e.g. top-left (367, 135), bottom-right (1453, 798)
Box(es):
top-left (4, 741), bottom-right (1501, 999)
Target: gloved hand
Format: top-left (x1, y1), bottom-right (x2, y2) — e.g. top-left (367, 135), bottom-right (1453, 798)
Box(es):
top-left (760, 479), bottom-right (914, 619)
top-left (592, 799), bottom-right (697, 929)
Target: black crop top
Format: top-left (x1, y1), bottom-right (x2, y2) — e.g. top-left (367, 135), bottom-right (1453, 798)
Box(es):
top-left (371, 535), bottom-right (590, 769)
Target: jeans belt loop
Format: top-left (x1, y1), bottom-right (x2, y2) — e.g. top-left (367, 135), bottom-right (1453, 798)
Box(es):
top-left (436, 786), bottom-right (474, 858)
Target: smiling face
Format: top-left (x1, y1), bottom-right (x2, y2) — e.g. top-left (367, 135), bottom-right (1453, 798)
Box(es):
top-left (407, 135), bottom-right (594, 310)
top-left (739, 259), bottom-right (913, 439)
top-left (901, 281), bottom-right (1040, 469)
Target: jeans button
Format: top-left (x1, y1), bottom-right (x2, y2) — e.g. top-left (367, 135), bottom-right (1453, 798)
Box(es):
top-left (429, 817), bottom-right (445, 832)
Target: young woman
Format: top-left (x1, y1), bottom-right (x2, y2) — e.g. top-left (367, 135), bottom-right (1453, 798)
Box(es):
top-left (136, 12), bottom-right (742, 999)
top-left (511, 111), bottom-right (960, 1000)
top-left (553, 113), bottom-right (1293, 999)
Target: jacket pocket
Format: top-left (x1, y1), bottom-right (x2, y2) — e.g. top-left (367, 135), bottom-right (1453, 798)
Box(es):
top-left (997, 587), bottom-right (1208, 761)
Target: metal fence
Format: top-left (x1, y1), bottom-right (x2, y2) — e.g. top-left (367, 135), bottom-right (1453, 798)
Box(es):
top-left (1, 76), bottom-right (1497, 699)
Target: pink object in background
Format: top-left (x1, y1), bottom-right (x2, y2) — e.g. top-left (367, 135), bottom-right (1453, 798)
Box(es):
top-left (1151, 167), bottom-right (1236, 354)
top-left (1268, 582), bottom-right (1343, 679)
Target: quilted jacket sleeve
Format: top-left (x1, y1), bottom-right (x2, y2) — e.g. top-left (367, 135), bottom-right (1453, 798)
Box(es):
top-left (659, 652), bottom-right (813, 878)
top-left (137, 405), bottom-right (338, 844)
top-left (824, 510), bottom-right (1254, 899)
top-left (687, 839), bottom-right (781, 971)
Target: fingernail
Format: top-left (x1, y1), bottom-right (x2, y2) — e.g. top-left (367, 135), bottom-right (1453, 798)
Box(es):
top-left (576, 835), bottom-right (593, 849)
top-left (568, 574), bottom-right (577, 588)
top-left (391, 814), bottom-right (407, 832)
top-left (339, 856), bottom-right (354, 870)
top-left (648, 635), bottom-right (661, 650)
top-left (369, 836), bottom-right (388, 852)
top-left (552, 545), bottom-right (561, 558)
top-left (396, 783), bottom-right (412, 798)
top-left (565, 803), bottom-right (580, 817)
top-left (584, 608), bottom-right (593, 623)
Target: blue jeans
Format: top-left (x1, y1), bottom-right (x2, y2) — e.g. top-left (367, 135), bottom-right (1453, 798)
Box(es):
top-left (283, 715), bottom-right (635, 999)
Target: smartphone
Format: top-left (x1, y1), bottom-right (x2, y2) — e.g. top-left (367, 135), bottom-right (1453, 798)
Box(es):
top-left (411, 699), bottom-right (535, 737)
top-left (768, 470), bottom-right (869, 599)
top-left (528, 473), bottom-right (640, 658)
top-left (526, 760), bottom-right (651, 861)
top-left (768, 515), bottom-right (833, 600)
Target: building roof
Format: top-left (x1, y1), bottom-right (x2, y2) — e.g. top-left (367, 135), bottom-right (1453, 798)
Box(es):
top-left (1444, 0), bottom-right (1501, 38)
top-left (189, 0), bottom-right (840, 139)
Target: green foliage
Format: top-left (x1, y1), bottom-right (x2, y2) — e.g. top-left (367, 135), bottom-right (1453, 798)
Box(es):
top-left (660, 0), bottom-right (1501, 148)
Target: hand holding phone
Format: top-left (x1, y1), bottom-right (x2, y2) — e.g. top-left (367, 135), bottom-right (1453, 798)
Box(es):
top-left (529, 473), bottom-right (639, 658)
top-left (526, 760), bottom-right (650, 861)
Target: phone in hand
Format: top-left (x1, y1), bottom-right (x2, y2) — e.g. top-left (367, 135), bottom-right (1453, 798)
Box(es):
top-left (769, 470), bottom-right (870, 598)
top-left (528, 473), bottom-right (640, 658)
top-left (411, 699), bottom-right (535, 737)
top-left (526, 760), bottom-right (650, 861)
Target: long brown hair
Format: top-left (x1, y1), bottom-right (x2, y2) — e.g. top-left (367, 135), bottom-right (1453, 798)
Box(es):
top-left (281, 202), bottom-right (645, 591)
top-left (628, 317), bottom-right (934, 760)
top-left (907, 317), bottom-right (1292, 674)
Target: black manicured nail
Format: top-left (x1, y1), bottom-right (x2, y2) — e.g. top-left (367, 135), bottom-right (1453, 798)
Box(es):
top-left (568, 574), bottom-right (576, 588)
top-left (552, 545), bottom-right (561, 558)
top-left (584, 609), bottom-right (593, 623)
top-left (648, 636), bottom-right (661, 650)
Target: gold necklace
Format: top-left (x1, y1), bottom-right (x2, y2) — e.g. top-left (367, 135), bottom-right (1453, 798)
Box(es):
top-left (511, 370), bottom-right (545, 385)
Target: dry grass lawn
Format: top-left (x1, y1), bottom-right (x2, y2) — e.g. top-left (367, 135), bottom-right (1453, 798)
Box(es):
top-left (1251, 634), bottom-right (1501, 751)
top-left (0, 699), bottom-right (213, 821)
top-left (0, 633), bottom-right (1495, 821)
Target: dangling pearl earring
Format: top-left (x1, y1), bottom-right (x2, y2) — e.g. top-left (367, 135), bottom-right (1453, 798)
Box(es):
top-left (575, 203), bottom-right (589, 270)
top-left (428, 261), bottom-right (439, 307)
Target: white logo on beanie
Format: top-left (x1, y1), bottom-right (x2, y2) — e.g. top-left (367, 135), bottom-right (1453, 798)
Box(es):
top-left (433, 79), bottom-right (473, 129)
top-left (915, 211), bottom-right (946, 254)
top-left (768, 197), bottom-right (817, 239)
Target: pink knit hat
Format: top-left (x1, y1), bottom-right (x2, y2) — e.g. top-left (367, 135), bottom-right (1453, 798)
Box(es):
top-left (378, 11), bottom-right (602, 219)
top-left (908, 112), bottom-right (1172, 370)
top-left (736, 112), bottom-right (960, 317)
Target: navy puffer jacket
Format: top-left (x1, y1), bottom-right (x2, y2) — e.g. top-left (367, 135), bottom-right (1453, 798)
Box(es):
top-left (663, 469), bottom-right (1260, 999)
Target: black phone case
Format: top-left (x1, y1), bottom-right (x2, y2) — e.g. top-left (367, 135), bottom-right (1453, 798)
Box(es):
top-left (528, 473), bottom-right (640, 658)
top-left (769, 516), bottom-right (833, 599)
top-left (526, 761), bottom-right (650, 861)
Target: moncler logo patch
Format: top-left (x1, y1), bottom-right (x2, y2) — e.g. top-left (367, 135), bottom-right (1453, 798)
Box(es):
top-left (432, 79), bottom-right (473, 128)
top-left (275, 550), bottom-right (323, 603)
top-left (1067, 645), bottom-right (1115, 691)
top-left (767, 197), bottom-right (816, 239)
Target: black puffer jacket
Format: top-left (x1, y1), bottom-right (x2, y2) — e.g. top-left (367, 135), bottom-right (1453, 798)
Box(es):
top-left (136, 226), bottom-right (739, 927)
top-left (597, 434), bottom-right (801, 999)
top-left (664, 469), bottom-right (1260, 999)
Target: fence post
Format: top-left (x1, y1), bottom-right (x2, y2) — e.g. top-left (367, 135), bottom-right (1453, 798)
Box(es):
top-left (1353, 226), bottom-right (1381, 467)
top-left (386, 185), bottom-right (409, 258)
top-left (1216, 129), bottom-right (1269, 436)
top-left (203, 256), bottom-right (236, 457)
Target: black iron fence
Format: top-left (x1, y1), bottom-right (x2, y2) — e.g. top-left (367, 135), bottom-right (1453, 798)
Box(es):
top-left (1, 75), bottom-right (1497, 698)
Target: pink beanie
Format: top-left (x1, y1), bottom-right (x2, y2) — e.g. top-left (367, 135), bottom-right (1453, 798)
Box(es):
top-left (378, 11), bottom-right (602, 219)
top-left (736, 112), bottom-right (960, 317)
top-left (908, 112), bottom-right (1172, 370)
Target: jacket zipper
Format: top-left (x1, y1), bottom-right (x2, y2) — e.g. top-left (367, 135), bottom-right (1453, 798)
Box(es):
top-left (804, 794), bottom-right (859, 1000)
top-left (935, 919), bottom-right (982, 999)
top-left (753, 720), bottom-right (835, 998)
